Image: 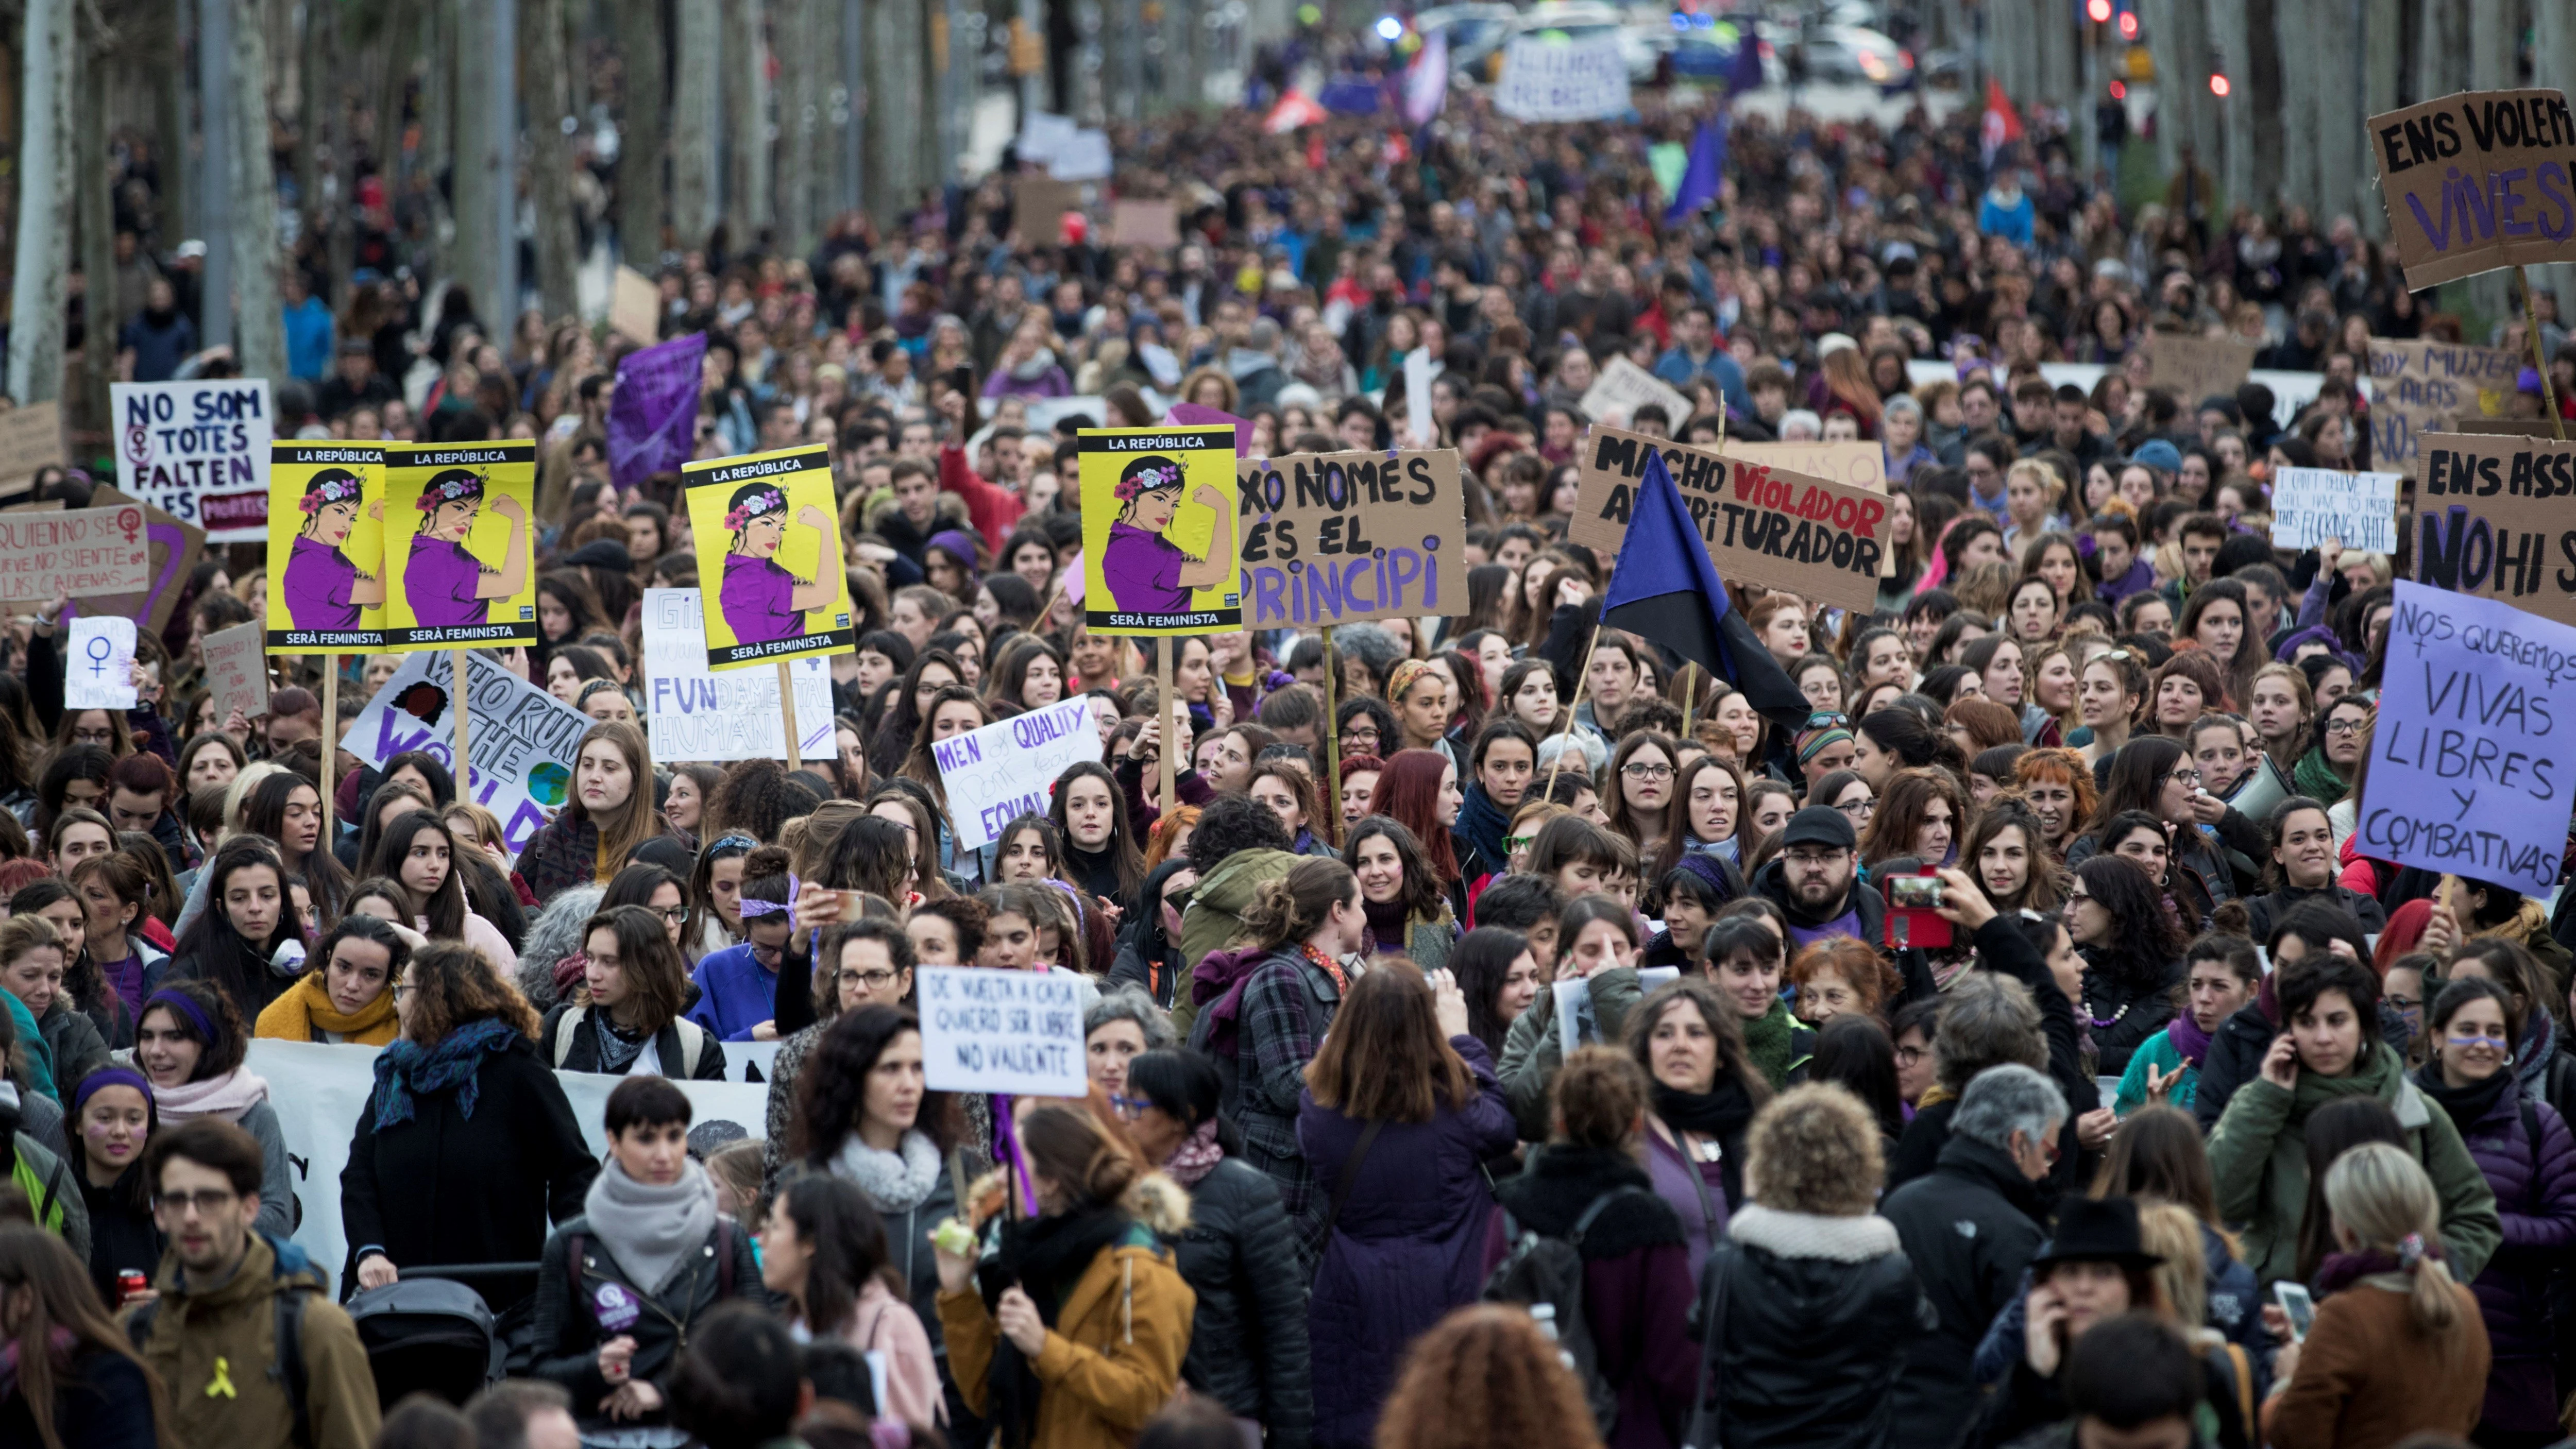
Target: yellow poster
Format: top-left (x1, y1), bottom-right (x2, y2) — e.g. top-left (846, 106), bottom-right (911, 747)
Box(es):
top-left (1078, 426), bottom-right (1240, 635)
top-left (680, 445), bottom-right (856, 670)
top-left (381, 440), bottom-right (537, 649)
top-left (264, 441), bottom-right (387, 652)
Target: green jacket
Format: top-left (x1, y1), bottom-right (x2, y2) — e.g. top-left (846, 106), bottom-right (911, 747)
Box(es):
top-left (125, 1232), bottom-right (382, 1449)
top-left (1171, 849), bottom-right (1299, 1039)
top-left (2206, 1043), bottom-right (2501, 1286)
top-left (1496, 965), bottom-right (1647, 1141)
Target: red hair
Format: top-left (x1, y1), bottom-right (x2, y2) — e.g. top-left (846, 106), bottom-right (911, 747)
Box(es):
top-left (1367, 748), bottom-right (1460, 884)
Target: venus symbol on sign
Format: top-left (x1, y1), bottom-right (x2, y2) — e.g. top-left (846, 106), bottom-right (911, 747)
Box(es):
top-left (83, 635), bottom-right (114, 678)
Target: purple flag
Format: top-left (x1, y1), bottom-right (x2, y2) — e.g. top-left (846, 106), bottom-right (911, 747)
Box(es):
top-left (607, 331), bottom-right (708, 489)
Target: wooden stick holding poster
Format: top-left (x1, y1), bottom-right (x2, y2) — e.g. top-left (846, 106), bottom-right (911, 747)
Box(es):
top-left (320, 662), bottom-right (336, 840)
top-left (452, 650), bottom-right (471, 800)
top-left (679, 446), bottom-right (858, 671)
top-left (1157, 645), bottom-right (1176, 818)
top-left (1320, 625), bottom-right (1340, 816)
top-left (777, 660), bottom-right (802, 769)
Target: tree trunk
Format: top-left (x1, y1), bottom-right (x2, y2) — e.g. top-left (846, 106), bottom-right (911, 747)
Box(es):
top-left (2539, 0), bottom-right (2576, 298)
top-left (161, 7), bottom-right (190, 243)
top-left (229, 0), bottom-right (287, 386)
top-left (523, 0), bottom-right (581, 319)
top-left (724, 0), bottom-right (770, 248)
top-left (417, 0), bottom-right (454, 288)
top-left (2360, 0), bottom-right (2399, 237)
top-left (2274, 0), bottom-right (2317, 211)
top-left (671, 0), bottom-right (720, 250)
top-left (778, 0), bottom-right (818, 255)
top-left (197, 0), bottom-right (236, 350)
top-left (617, 0), bottom-right (669, 265)
top-left (2312, 0), bottom-right (2363, 229)
top-left (866, 0), bottom-right (923, 219)
top-left (450, 0), bottom-right (499, 323)
top-left (77, 3), bottom-right (113, 431)
top-left (9, 0), bottom-right (73, 405)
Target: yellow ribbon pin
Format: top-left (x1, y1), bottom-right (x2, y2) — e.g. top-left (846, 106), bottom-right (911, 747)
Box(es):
top-left (206, 1356), bottom-right (237, 1399)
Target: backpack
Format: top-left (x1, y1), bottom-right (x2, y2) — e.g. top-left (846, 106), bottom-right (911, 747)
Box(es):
top-left (1480, 1185), bottom-right (1649, 1435)
top-left (128, 1248), bottom-right (318, 1449)
top-left (552, 1004), bottom-right (707, 1077)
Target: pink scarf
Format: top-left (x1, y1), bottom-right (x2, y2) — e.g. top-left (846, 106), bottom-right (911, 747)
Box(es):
top-left (1164, 1118), bottom-right (1224, 1188)
top-left (152, 1068), bottom-right (270, 1125)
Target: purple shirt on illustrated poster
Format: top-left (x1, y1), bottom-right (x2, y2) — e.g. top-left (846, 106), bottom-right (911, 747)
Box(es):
top-left (1100, 520), bottom-right (1189, 614)
top-left (720, 552), bottom-right (800, 644)
top-left (406, 536), bottom-right (488, 627)
top-left (281, 535), bottom-right (361, 628)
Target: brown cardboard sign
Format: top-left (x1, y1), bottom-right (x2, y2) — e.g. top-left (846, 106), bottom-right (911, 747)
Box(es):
top-left (1110, 199), bottom-right (1181, 249)
top-left (2144, 333), bottom-right (2259, 406)
top-left (1013, 178), bottom-right (1082, 242)
top-left (2411, 430), bottom-right (2576, 626)
top-left (1570, 427), bottom-right (1887, 614)
top-left (0, 402), bottom-right (65, 487)
top-left (75, 484), bottom-right (204, 639)
top-left (1725, 440), bottom-right (1886, 492)
top-left (200, 620), bottom-right (272, 721)
top-left (1235, 449), bottom-right (1466, 628)
top-left (0, 505), bottom-right (149, 600)
top-left (2368, 336), bottom-right (2523, 478)
top-left (611, 265), bottom-right (663, 344)
top-left (2371, 89), bottom-right (2576, 290)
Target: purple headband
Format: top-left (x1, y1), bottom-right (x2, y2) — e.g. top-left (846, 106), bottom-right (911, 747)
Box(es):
top-left (737, 873), bottom-right (802, 929)
top-left (71, 1065), bottom-right (154, 1117)
top-left (143, 989), bottom-right (222, 1049)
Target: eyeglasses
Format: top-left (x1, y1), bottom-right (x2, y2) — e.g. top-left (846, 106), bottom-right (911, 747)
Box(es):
top-left (1835, 797), bottom-right (1875, 818)
top-left (837, 968), bottom-right (901, 992)
top-left (1785, 849), bottom-right (1847, 868)
top-left (2321, 719), bottom-right (2365, 736)
top-left (652, 906), bottom-right (688, 924)
top-left (2385, 992), bottom-right (2421, 1013)
top-left (2065, 888), bottom-right (2091, 902)
top-left (2162, 768), bottom-right (2201, 786)
top-left (389, 981), bottom-right (416, 999)
top-left (1621, 762), bottom-right (1675, 780)
top-left (154, 1189), bottom-right (238, 1217)
top-left (1503, 834), bottom-right (1536, 852)
top-left (1803, 711), bottom-right (1853, 730)
top-left (1894, 1044), bottom-right (1927, 1066)
top-left (1340, 728), bottom-right (1381, 747)
top-left (1108, 1093), bottom-right (1150, 1120)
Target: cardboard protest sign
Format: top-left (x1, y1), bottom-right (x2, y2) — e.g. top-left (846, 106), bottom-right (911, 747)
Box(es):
top-left (1579, 357), bottom-right (1694, 433)
top-left (1013, 177), bottom-right (1082, 241)
top-left (64, 616), bottom-right (136, 710)
top-left (679, 446), bottom-right (856, 670)
top-left (639, 587), bottom-right (836, 760)
top-left (1109, 199), bottom-right (1181, 249)
top-left (931, 696), bottom-right (1104, 851)
top-left (2271, 467), bottom-right (2403, 553)
top-left (0, 504), bottom-right (147, 601)
top-left (0, 402), bottom-right (65, 488)
top-left (1726, 440), bottom-right (1887, 493)
top-left (2359, 582), bottom-right (2574, 894)
top-left (74, 485), bottom-right (201, 639)
top-left (2411, 431), bottom-right (2576, 626)
top-left (341, 649), bottom-right (591, 856)
top-left (1570, 428), bottom-right (1888, 614)
top-left (1495, 35), bottom-right (1630, 122)
top-left (2143, 333), bottom-right (2259, 406)
top-left (382, 441), bottom-right (537, 649)
top-left (110, 378), bottom-right (273, 539)
top-left (611, 265), bottom-right (662, 344)
top-left (200, 620), bottom-right (270, 722)
top-left (1079, 427), bottom-right (1241, 634)
top-left (2368, 337), bottom-right (2521, 476)
top-left (1235, 449), bottom-right (1467, 629)
top-left (916, 964), bottom-right (1089, 1096)
top-left (264, 442), bottom-right (386, 652)
top-left (2371, 89), bottom-right (2576, 289)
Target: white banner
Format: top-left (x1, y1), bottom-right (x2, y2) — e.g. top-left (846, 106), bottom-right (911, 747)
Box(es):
top-left (110, 379), bottom-right (274, 540)
top-left (249, 1041), bottom-right (769, 1293)
top-left (932, 696), bottom-right (1103, 851)
top-left (63, 616), bottom-right (137, 710)
top-left (1579, 356), bottom-right (1694, 433)
top-left (2270, 467), bottom-right (2402, 553)
top-left (640, 588), bottom-right (835, 763)
top-left (1495, 36), bottom-right (1631, 122)
top-left (916, 965), bottom-right (1088, 1097)
top-left (339, 651), bottom-right (592, 859)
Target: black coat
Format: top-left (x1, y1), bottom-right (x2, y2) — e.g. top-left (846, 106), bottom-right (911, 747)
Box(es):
top-left (1699, 1222), bottom-right (1933, 1449)
top-left (2078, 951), bottom-right (2181, 1078)
top-left (2244, 883), bottom-right (2387, 941)
top-left (1172, 1156), bottom-right (1314, 1449)
top-left (1879, 1136), bottom-right (2052, 1449)
top-left (1885, 917), bottom-right (2093, 1198)
top-left (340, 1034), bottom-right (599, 1306)
top-left (0, 1343), bottom-right (157, 1449)
top-left (530, 1212), bottom-right (767, 1431)
top-left (2190, 998), bottom-right (2280, 1132)
top-left (76, 1162), bottom-right (161, 1310)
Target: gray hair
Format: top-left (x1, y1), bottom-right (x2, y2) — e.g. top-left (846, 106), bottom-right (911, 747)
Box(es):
top-left (1933, 971), bottom-right (2046, 1094)
top-left (1332, 622), bottom-right (1405, 676)
top-left (1883, 393), bottom-right (1924, 423)
top-left (1084, 986), bottom-right (1175, 1049)
top-left (1948, 1063), bottom-right (2067, 1154)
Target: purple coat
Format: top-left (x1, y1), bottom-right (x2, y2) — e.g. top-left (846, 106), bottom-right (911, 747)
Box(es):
top-left (1297, 1036), bottom-right (1518, 1449)
top-left (2457, 1074), bottom-right (2576, 1431)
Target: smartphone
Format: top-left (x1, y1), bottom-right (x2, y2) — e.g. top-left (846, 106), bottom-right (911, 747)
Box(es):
top-left (2272, 1281), bottom-right (2314, 1342)
top-left (1883, 868), bottom-right (1951, 949)
top-left (1889, 875), bottom-right (1946, 909)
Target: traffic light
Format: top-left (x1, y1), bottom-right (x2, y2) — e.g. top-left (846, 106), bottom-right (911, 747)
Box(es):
top-left (2116, 9), bottom-right (2137, 38)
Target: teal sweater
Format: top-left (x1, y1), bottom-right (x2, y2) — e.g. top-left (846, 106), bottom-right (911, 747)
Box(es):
top-left (2111, 1026), bottom-right (2193, 1117)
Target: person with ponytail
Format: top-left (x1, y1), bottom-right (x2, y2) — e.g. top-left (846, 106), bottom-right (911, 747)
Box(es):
top-left (2262, 1143), bottom-right (2489, 1449)
top-left (1848, 708), bottom-right (1970, 792)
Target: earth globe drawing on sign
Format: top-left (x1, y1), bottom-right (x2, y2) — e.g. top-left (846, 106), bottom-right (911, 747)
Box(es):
top-left (528, 762), bottom-right (571, 808)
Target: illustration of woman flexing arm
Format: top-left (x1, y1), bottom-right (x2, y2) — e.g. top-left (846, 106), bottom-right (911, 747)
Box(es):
top-left (280, 468), bottom-right (384, 629)
top-left (1098, 454), bottom-right (1233, 615)
top-left (717, 482), bottom-right (837, 644)
top-left (403, 468), bottom-right (529, 627)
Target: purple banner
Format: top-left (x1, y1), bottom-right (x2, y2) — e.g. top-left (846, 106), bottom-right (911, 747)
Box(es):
top-left (607, 332), bottom-right (710, 489)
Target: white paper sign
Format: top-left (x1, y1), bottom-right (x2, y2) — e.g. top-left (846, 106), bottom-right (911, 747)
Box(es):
top-left (641, 588), bottom-right (834, 762)
top-left (63, 616), bottom-right (137, 709)
top-left (1018, 111), bottom-right (1079, 163)
top-left (1049, 129), bottom-right (1114, 181)
top-left (1495, 35), bottom-right (1631, 123)
top-left (109, 378), bottom-right (274, 540)
top-left (916, 964), bottom-right (1089, 1096)
top-left (1553, 965), bottom-right (1680, 1057)
top-left (340, 650), bottom-right (593, 859)
top-left (1580, 355), bottom-right (1695, 432)
top-left (201, 620), bottom-right (272, 722)
top-left (1405, 351), bottom-right (1436, 449)
top-left (932, 696), bottom-right (1104, 851)
top-left (2270, 467), bottom-right (2402, 553)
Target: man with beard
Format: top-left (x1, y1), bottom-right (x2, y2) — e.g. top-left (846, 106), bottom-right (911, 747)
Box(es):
top-left (1753, 807), bottom-right (1934, 1003)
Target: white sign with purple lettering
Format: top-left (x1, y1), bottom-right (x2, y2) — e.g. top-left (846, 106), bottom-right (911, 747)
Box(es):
top-left (931, 696), bottom-right (1103, 851)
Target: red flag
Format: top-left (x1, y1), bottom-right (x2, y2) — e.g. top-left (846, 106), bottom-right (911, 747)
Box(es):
top-left (1265, 90), bottom-right (1328, 134)
top-left (1980, 77), bottom-right (2023, 168)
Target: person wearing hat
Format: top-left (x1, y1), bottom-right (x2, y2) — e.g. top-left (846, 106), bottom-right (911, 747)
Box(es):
top-left (280, 468), bottom-right (382, 633)
top-left (403, 467), bottom-right (529, 630)
top-left (1750, 806), bottom-right (1884, 947)
top-left (1794, 713), bottom-right (1857, 793)
top-left (1963, 1198), bottom-right (2174, 1446)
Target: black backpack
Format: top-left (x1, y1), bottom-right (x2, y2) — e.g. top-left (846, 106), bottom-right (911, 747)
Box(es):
top-left (1480, 1185), bottom-right (1648, 1435)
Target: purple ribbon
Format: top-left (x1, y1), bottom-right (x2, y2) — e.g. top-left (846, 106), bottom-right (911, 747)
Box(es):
top-left (143, 989), bottom-right (222, 1049)
top-left (736, 873), bottom-right (801, 930)
top-left (991, 1093), bottom-right (1039, 1218)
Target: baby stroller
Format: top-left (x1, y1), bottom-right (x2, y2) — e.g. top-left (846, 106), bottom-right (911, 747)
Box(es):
top-left (347, 1274), bottom-right (506, 1408)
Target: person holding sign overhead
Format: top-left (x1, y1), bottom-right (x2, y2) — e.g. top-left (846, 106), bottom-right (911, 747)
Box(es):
top-left (716, 482), bottom-right (837, 645)
top-left (279, 468), bottom-right (383, 632)
top-left (404, 468), bottom-right (529, 629)
top-left (1101, 454), bottom-right (1235, 619)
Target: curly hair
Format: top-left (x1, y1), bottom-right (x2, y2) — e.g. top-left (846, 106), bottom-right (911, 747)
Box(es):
top-left (705, 758), bottom-right (816, 846)
top-left (1374, 1305), bottom-right (1605, 1449)
top-left (793, 1004), bottom-right (956, 1164)
top-left (399, 940), bottom-right (541, 1046)
top-left (1788, 937), bottom-right (1906, 1021)
top-left (2074, 855), bottom-right (2189, 991)
top-left (1748, 1083), bottom-right (1886, 1216)
top-left (2012, 746), bottom-right (2100, 844)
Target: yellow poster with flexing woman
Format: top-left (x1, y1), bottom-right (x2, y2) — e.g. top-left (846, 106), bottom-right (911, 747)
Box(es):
top-left (265, 440), bottom-right (387, 651)
top-left (1077, 425), bottom-right (1240, 635)
top-left (681, 445), bottom-right (856, 670)
top-left (381, 440), bottom-right (537, 648)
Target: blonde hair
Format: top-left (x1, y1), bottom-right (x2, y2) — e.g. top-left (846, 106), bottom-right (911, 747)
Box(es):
top-left (2321, 1143), bottom-right (2461, 1333)
top-left (219, 761), bottom-right (291, 840)
top-left (2136, 1200), bottom-right (2208, 1331)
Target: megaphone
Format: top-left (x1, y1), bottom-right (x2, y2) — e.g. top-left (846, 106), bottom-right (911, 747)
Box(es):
top-left (2225, 751), bottom-right (2294, 822)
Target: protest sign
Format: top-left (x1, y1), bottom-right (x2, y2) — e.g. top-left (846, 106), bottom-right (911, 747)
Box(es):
top-left (1404, 351), bottom-right (1436, 449)
top-left (341, 649), bottom-right (591, 855)
top-left (0, 402), bottom-right (64, 488)
top-left (0, 504), bottom-right (147, 601)
top-left (1235, 449), bottom-right (1468, 629)
top-left (264, 442), bottom-right (387, 651)
top-left (1725, 440), bottom-right (1887, 492)
top-left (2368, 337), bottom-right (2521, 476)
top-left (916, 965), bottom-right (1089, 1096)
top-left (1017, 110), bottom-right (1079, 163)
top-left (110, 378), bottom-right (273, 539)
top-left (382, 441), bottom-right (537, 648)
top-left (1049, 129), bottom-right (1114, 181)
top-left (1013, 177), bottom-right (1082, 241)
top-left (1110, 199), bottom-right (1181, 248)
top-left (933, 696), bottom-right (1104, 850)
top-left (1079, 426), bottom-right (1242, 634)
top-left (74, 485), bottom-right (202, 638)
top-left (640, 587), bottom-right (836, 760)
top-left (64, 617), bottom-right (136, 710)
top-left (1579, 356), bottom-right (1694, 433)
top-left (2358, 582), bottom-right (2574, 895)
top-left (611, 265), bottom-right (662, 343)
top-left (1570, 427), bottom-right (1887, 613)
top-left (680, 446), bottom-right (857, 670)
top-left (1495, 35), bottom-right (1631, 122)
top-left (2143, 333), bottom-right (2259, 406)
top-left (201, 620), bottom-right (270, 722)
top-left (2271, 467), bottom-right (2403, 553)
top-left (2371, 89), bottom-right (2576, 289)
top-left (2411, 431), bottom-right (2576, 627)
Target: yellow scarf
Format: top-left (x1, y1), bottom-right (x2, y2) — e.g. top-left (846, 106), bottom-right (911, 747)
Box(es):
top-left (252, 970), bottom-right (399, 1046)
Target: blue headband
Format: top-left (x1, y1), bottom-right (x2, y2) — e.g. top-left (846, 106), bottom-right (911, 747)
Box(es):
top-left (143, 989), bottom-right (222, 1049)
top-left (71, 1066), bottom-right (153, 1117)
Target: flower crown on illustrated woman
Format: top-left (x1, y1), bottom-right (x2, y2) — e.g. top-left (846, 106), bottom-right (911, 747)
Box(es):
top-left (725, 487), bottom-right (787, 531)
top-left (1114, 460), bottom-right (1184, 502)
top-left (415, 470), bottom-right (487, 510)
top-left (300, 470), bottom-right (366, 514)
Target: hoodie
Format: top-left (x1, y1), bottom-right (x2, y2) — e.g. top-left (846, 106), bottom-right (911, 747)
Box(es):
top-left (1173, 849), bottom-right (1299, 1038)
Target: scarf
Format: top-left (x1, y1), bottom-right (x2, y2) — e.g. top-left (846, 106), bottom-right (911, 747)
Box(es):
top-left (1300, 943), bottom-right (1350, 996)
top-left (1740, 998), bottom-right (1801, 1088)
top-left (2165, 1009), bottom-right (2214, 1068)
top-left (2293, 745), bottom-right (2349, 806)
top-left (584, 1156), bottom-right (719, 1294)
top-left (263, 970), bottom-right (398, 1045)
top-left (152, 1068), bottom-right (270, 1126)
top-left (1362, 897), bottom-right (1411, 956)
top-left (1164, 1118), bottom-right (1224, 1188)
top-left (589, 1009), bottom-right (651, 1075)
top-left (1456, 783), bottom-right (1512, 875)
top-left (0, 1328), bottom-right (74, 1408)
top-left (2519, 1008), bottom-right (2560, 1101)
top-left (832, 1128), bottom-right (943, 1214)
top-left (2411, 1060), bottom-right (2513, 1139)
top-left (1651, 1072), bottom-right (1756, 1140)
top-left (2315, 1240), bottom-right (2445, 1297)
top-left (371, 1017), bottom-right (521, 1129)
top-left (981, 1205), bottom-right (1133, 1449)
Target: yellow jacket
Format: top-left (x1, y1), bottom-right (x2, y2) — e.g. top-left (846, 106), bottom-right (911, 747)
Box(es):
top-left (252, 971), bottom-right (400, 1046)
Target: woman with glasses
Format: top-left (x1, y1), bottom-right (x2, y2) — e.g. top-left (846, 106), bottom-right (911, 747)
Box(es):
top-left (2295, 695), bottom-right (2371, 810)
top-left (2075, 737), bottom-right (2263, 924)
top-left (539, 904), bottom-right (727, 1080)
top-left (2065, 857), bottom-right (2188, 1076)
top-left (759, 920), bottom-right (914, 1183)
top-left (1602, 731), bottom-right (1680, 857)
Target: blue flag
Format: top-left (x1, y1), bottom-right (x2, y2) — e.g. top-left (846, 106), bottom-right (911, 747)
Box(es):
top-left (1599, 442), bottom-right (1811, 730)
top-left (1662, 113), bottom-right (1725, 226)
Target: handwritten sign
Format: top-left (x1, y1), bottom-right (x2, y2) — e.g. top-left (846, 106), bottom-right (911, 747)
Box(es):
top-left (2272, 467), bottom-right (2403, 553)
top-left (2144, 333), bottom-right (2259, 406)
top-left (639, 588), bottom-right (835, 761)
top-left (1495, 35), bottom-right (1630, 122)
top-left (0, 505), bottom-right (148, 600)
top-left (1110, 199), bottom-right (1180, 249)
top-left (109, 378), bottom-right (273, 540)
top-left (64, 616), bottom-right (137, 710)
top-left (1579, 357), bottom-right (1694, 432)
top-left (0, 402), bottom-right (64, 486)
top-left (1571, 427), bottom-right (1886, 613)
top-left (931, 696), bottom-right (1104, 851)
top-left (1726, 440), bottom-right (1887, 492)
top-left (2368, 337), bottom-right (2522, 478)
top-left (76, 485), bottom-right (203, 639)
top-left (916, 965), bottom-right (1088, 1096)
top-left (1235, 449), bottom-right (1467, 629)
top-left (2360, 582), bottom-right (2573, 894)
top-left (2412, 431), bottom-right (2576, 627)
top-left (2371, 89), bottom-right (2576, 289)
top-left (339, 650), bottom-right (592, 858)
top-left (201, 621), bottom-right (270, 722)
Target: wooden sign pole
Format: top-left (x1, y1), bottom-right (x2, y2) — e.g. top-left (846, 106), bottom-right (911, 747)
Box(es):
top-left (2522, 266), bottom-right (2568, 443)
top-left (318, 657), bottom-right (337, 841)
top-left (450, 649), bottom-right (471, 801)
top-left (777, 660), bottom-right (803, 769)
top-left (1157, 643), bottom-right (1176, 813)
top-left (1320, 625), bottom-right (1341, 821)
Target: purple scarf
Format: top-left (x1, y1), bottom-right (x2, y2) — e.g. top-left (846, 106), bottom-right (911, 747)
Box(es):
top-left (2165, 1010), bottom-right (2214, 1067)
top-left (1164, 1119), bottom-right (1225, 1188)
